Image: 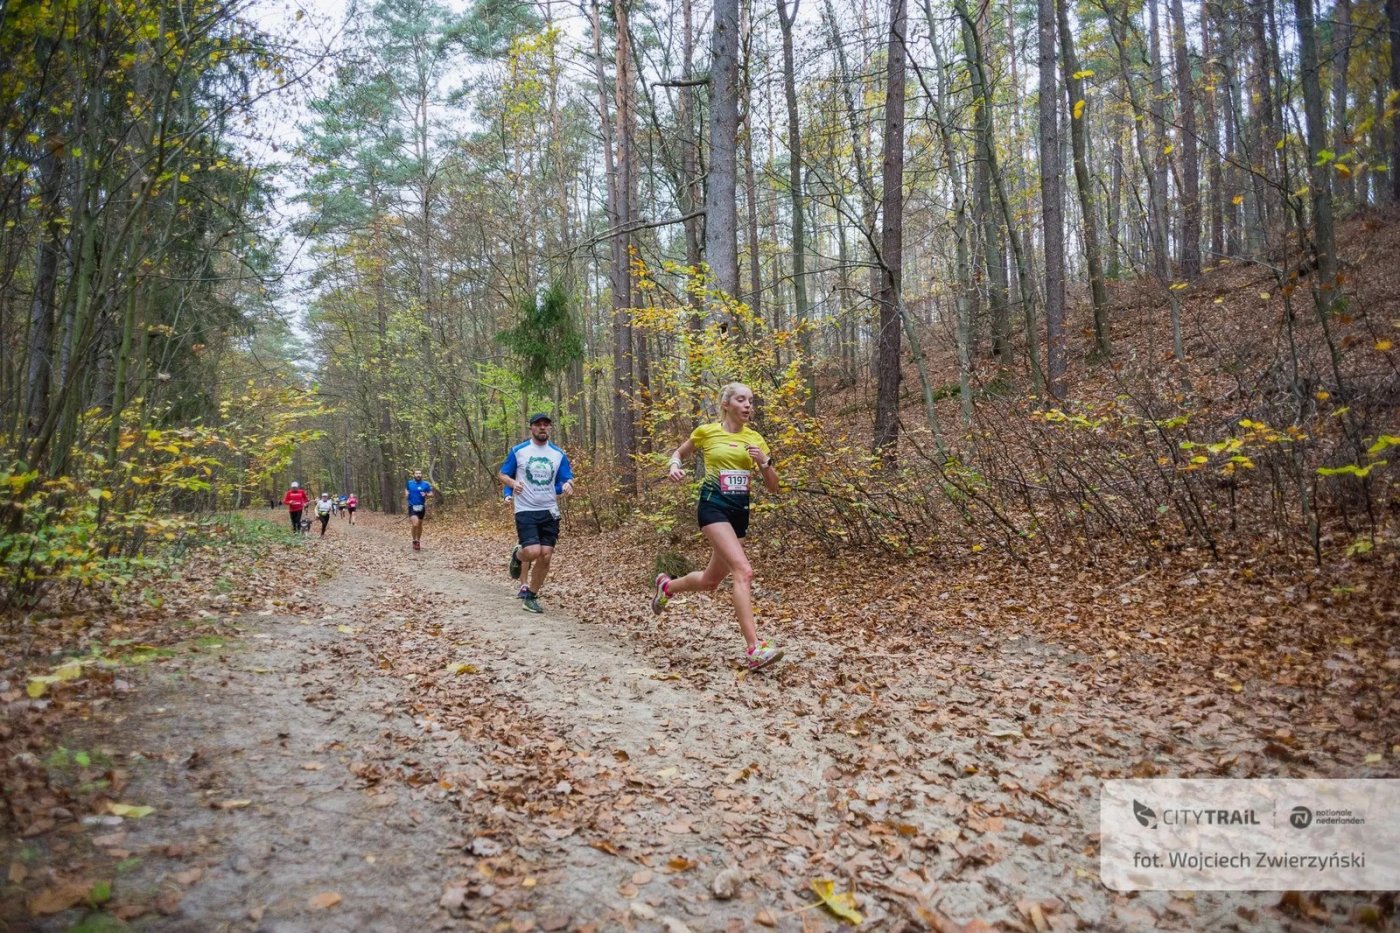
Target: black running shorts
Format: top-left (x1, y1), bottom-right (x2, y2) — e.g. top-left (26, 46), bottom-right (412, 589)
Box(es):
top-left (515, 509), bottom-right (560, 548)
top-left (697, 501), bottom-right (750, 538)
top-left (408, 504), bottom-right (426, 519)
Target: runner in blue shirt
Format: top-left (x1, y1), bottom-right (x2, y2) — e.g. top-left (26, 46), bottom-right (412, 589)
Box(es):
top-left (405, 469), bottom-right (437, 551)
top-left (498, 414), bottom-right (574, 613)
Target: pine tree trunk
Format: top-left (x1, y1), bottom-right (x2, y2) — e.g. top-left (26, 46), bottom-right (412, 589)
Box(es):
top-left (777, 0), bottom-right (815, 414)
top-left (1390, 0), bottom-right (1400, 202)
top-left (1332, 0), bottom-right (1353, 207)
top-left (706, 0), bottom-right (741, 303)
top-left (612, 0), bottom-right (638, 489)
top-left (1055, 0), bottom-right (1109, 358)
top-left (1201, 1), bottom-right (1225, 262)
top-left (1169, 0), bottom-right (1201, 278)
top-left (924, 0), bottom-right (978, 420)
top-left (1294, 0), bottom-right (1338, 307)
top-left (959, 0), bottom-right (1009, 363)
top-left (874, 0), bottom-right (906, 456)
top-left (1039, 0), bottom-right (1067, 396)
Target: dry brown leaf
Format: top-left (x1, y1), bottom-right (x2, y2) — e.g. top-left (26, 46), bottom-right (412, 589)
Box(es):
top-left (309, 891), bottom-right (342, 909)
top-left (29, 882), bottom-right (90, 916)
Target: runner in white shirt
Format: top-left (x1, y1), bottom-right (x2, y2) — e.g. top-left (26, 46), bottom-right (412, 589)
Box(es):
top-left (499, 414), bottom-right (575, 614)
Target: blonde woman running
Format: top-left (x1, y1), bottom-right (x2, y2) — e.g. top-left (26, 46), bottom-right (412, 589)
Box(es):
top-left (652, 383), bottom-right (783, 670)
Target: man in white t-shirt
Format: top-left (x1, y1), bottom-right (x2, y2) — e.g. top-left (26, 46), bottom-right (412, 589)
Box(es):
top-left (498, 414), bottom-right (574, 613)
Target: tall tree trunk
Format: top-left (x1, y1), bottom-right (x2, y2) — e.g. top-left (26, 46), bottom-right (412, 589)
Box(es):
top-left (1145, 0), bottom-right (1172, 282)
top-left (1169, 0), bottom-right (1201, 278)
top-left (923, 0), bottom-right (978, 420)
top-left (1103, 0), bottom-right (1181, 360)
top-left (874, 0), bottom-right (906, 456)
top-left (1390, 0), bottom-right (1400, 202)
top-left (706, 0), bottom-right (741, 304)
top-left (1220, 6), bottom-right (1244, 253)
top-left (962, 0), bottom-right (1042, 387)
top-left (959, 0), bottom-right (1009, 363)
top-left (1056, 0), bottom-right (1109, 358)
top-left (1331, 0), bottom-right (1353, 206)
top-left (612, 0), bottom-right (638, 489)
top-left (371, 197), bottom-right (397, 514)
top-left (1039, 0), bottom-right (1067, 397)
top-left (743, 118), bottom-right (762, 321)
top-left (1293, 0), bottom-right (1338, 307)
top-left (1201, 0), bottom-right (1225, 261)
top-left (777, 0), bottom-right (815, 414)
top-left (24, 134), bottom-right (65, 441)
top-left (1248, 0), bottom-right (1281, 246)
top-left (1108, 122), bottom-right (1124, 276)
top-left (680, 0), bottom-right (705, 320)
top-left (822, 0), bottom-right (881, 363)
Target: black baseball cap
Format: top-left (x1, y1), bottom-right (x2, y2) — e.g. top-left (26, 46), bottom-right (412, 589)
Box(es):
top-left (529, 413), bottom-right (552, 424)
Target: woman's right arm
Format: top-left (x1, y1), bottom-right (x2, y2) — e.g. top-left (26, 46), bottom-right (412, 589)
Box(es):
top-left (668, 438), bottom-right (697, 482)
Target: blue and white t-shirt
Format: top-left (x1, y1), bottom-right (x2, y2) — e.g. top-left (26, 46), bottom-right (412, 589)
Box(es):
top-left (501, 441), bottom-right (572, 514)
top-left (406, 479), bottom-right (432, 507)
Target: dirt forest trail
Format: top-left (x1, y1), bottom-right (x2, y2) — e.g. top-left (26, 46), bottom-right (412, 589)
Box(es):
top-left (22, 509), bottom-right (1392, 931)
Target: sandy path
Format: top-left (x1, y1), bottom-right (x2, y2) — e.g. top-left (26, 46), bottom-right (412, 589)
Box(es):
top-left (25, 513), bottom-right (1383, 931)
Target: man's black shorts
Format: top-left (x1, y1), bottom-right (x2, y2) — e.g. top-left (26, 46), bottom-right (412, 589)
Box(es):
top-left (698, 501), bottom-right (750, 538)
top-left (515, 509), bottom-right (560, 548)
top-left (408, 504), bottom-right (426, 519)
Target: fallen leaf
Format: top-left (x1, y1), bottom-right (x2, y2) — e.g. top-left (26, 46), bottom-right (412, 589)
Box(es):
top-left (301, 761), bottom-right (325, 771)
top-left (711, 867), bottom-right (744, 899)
top-left (309, 891), bottom-right (342, 909)
top-left (337, 625), bottom-right (356, 634)
top-left (666, 856), bottom-right (696, 872)
top-left (9, 861), bottom-right (28, 884)
top-left (216, 799), bottom-right (252, 810)
top-left (811, 879), bottom-right (863, 925)
top-left (1364, 753), bottom-right (1383, 764)
top-left (448, 662), bottom-right (479, 675)
top-left (755, 908), bottom-right (779, 927)
top-left (174, 868), bottom-right (203, 886)
top-left (28, 882), bottom-right (89, 915)
top-left (108, 803), bottom-right (154, 819)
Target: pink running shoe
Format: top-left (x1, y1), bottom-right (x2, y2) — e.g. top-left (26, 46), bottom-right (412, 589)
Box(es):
top-left (746, 641), bottom-right (784, 670)
top-left (651, 574), bottom-right (671, 615)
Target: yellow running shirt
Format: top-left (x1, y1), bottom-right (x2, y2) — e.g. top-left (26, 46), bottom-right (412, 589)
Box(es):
top-left (690, 422), bottom-right (770, 509)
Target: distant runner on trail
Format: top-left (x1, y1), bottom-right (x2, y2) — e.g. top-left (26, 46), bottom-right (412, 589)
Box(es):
top-left (315, 492), bottom-right (333, 537)
top-left (405, 470), bottom-right (436, 551)
top-left (652, 382), bottom-right (784, 671)
top-left (499, 413), bottom-right (574, 614)
top-left (282, 481), bottom-right (309, 534)
top-left (345, 493), bottom-right (358, 525)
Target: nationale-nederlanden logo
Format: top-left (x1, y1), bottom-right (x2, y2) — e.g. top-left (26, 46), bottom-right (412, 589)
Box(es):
top-left (1288, 805), bottom-right (1364, 828)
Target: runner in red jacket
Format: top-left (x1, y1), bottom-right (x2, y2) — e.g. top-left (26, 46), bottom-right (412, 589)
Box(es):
top-left (283, 482), bottom-right (310, 533)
